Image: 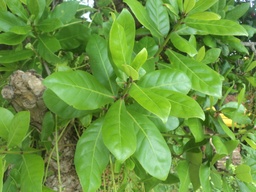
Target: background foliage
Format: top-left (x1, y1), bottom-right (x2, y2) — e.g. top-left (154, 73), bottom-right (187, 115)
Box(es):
top-left (0, 0), bottom-right (256, 191)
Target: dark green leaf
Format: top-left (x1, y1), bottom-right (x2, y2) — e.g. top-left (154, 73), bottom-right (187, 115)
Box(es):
top-left (37, 18), bottom-right (63, 32)
top-left (129, 83), bottom-right (171, 123)
top-left (226, 3), bottom-right (250, 21)
top-left (128, 111), bottom-right (172, 180)
top-left (0, 33), bottom-right (26, 45)
top-left (177, 161), bottom-right (190, 192)
top-left (43, 70), bottom-right (114, 110)
top-left (0, 107), bottom-right (14, 141)
top-left (185, 118), bottom-right (204, 142)
top-left (102, 100), bottom-right (136, 163)
top-left (27, 0), bottom-right (45, 21)
top-left (146, 0), bottom-right (170, 36)
top-left (37, 35), bottom-right (61, 64)
top-left (43, 89), bottom-right (89, 119)
top-left (7, 111), bottom-right (30, 148)
top-left (75, 118), bottom-right (109, 192)
top-left (185, 19), bottom-right (248, 36)
top-left (0, 49), bottom-right (33, 64)
top-left (50, 1), bottom-right (79, 24)
top-left (123, 0), bottom-right (162, 38)
top-left (166, 50), bottom-right (223, 97)
top-left (21, 154), bottom-right (44, 192)
top-left (87, 35), bottom-right (117, 94)
top-left (41, 111), bottom-right (54, 142)
top-left (6, 0), bottom-right (29, 20)
top-left (138, 69), bottom-right (191, 94)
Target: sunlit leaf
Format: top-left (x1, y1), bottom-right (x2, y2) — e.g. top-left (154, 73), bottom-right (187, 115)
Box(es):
top-left (43, 70), bottom-right (114, 110)
top-left (188, 12), bottom-right (221, 20)
top-left (184, 0), bottom-right (196, 14)
top-left (235, 164), bottom-right (253, 183)
top-left (0, 107), bottom-right (14, 140)
top-left (189, 0), bottom-right (218, 14)
top-left (131, 48), bottom-right (148, 71)
top-left (75, 118), bottom-right (109, 192)
top-left (102, 100), bottom-right (136, 163)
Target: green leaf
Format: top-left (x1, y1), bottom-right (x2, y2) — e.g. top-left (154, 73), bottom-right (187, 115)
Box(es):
top-left (87, 35), bottom-right (117, 94)
top-left (122, 65), bottom-right (139, 80)
top-left (43, 89), bottom-right (89, 119)
top-left (27, 0), bottom-right (45, 21)
top-left (199, 164), bottom-right (211, 192)
top-left (43, 70), bottom-right (114, 110)
top-left (217, 117), bottom-right (236, 140)
top-left (75, 118), bottom-right (109, 192)
top-left (0, 33), bottom-right (27, 45)
top-left (245, 60), bottom-right (256, 72)
top-left (123, 0), bottom-right (162, 38)
top-left (201, 48), bottom-right (221, 64)
top-left (195, 46), bottom-right (205, 62)
top-left (129, 83), bottom-right (171, 123)
top-left (146, 0), bottom-right (170, 36)
top-left (109, 9), bottom-right (135, 69)
top-left (235, 164), bottom-right (253, 183)
top-left (102, 100), bottom-right (136, 163)
top-left (237, 84), bottom-right (245, 107)
top-left (244, 138), bottom-right (256, 150)
top-left (128, 111), bottom-right (172, 180)
top-left (37, 18), bottom-right (63, 32)
top-left (7, 111), bottom-right (30, 148)
top-left (185, 118), bottom-right (204, 142)
top-left (37, 35), bottom-right (61, 64)
top-left (56, 24), bottom-right (90, 50)
top-left (184, 0), bottom-right (196, 14)
top-left (41, 112), bottom-right (54, 142)
top-left (50, 1), bottom-right (79, 24)
top-left (131, 48), bottom-right (148, 71)
top-left (188, 12), bottom-right (221, 20)
top-left (21, 154), bottom-right (44, 192)
top-left (226, 3), bottom-right (250, 21)
top-left (185, 19), bottom-right (248, 36)
top-left (177, 161), bottom-right (190, 192)
top-left (167, 91), bottom-right (205, 120)
top-left (0, 0), bottom-right (6, 11)
top-left (170, 32), bottom-right (198, 56)
top-left (166, 50), bottom-right (223, 97)
top-left (0, 156), bottom-right (5, 192)
top-left (0, 107), bottom-right (14, 141)
top-left (6, 0), bottom-right (29, 20)
top-left (138, 69), bottom-right (191, 94)
top-left (189, 0), bottom-right (218, 14)
top-left (0, 11), bottom-right (27, 32)
top-left (212, 136), bottom-right (228, 155)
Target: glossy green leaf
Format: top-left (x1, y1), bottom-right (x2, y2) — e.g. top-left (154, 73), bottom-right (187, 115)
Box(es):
top-left (27, 0), bottom-right (45, 21)
top-left (0, 107), bottom-right (14, 141)
top-left (7, 111), bottom-right (30, 148)
top-left (102, 100), bottom-right (136, 163)
top-left (129, 83), bottom-right (171, 123)
top-left (0, 33), bottom-right (27, 45)
top-left (226, 3), bottom-right (250, 21)
top-left (128, 111), bottom-right (171, 180)
top-left (0, 11), bottom-right (26, 32)
top-left (75, 118), bottom-right (109, 192)
top-left (131, 48), bottom-right (148, 71)
top-left (170, 32), bottom-right (198, 56)
top-left (185, 118), bottom-right (204, 142)
top-left (86, 35), bottom-right (117, 94)
top-left (122, 65), bottom-right (139, 80)
top-left (195, 46), bottom-right (205, 62)
top-left (37, 18), bottom-right (63, 32)
top-left (189, 0), bottom-right (218, 14)
top-left (199, 164), bottom-right (211, 192)
top-left (177, 161), bottom-right (190, 192)
top-left (146, 0), bottom-right (170, 36)
top-left (138, 69), bottom-right (191, 94)
top-left (167, 91), bottom-right (205, 120)
top-left (235, 164), bottom-right (253, 183)
top-left (56, 24), bottom-right (90, 50)
top-left (201, 48), bottom-right (221, 64)
top-left (0, 0), bottom-right (6, 11)
top-left (164, 3), bottom-right (179, 17)
top-left (188, 12), bottom-right (221, 20)
top-left (212, 136), bottom-right (228, 155)
top-left (6, 0), bottom-right (29, 20)
top-left (184, 0), bottom-right (196, 14)
top-left (166, 50), bottom-right (223, 97)
top-left (186, 150), bottom-right (202, 190)
top-left (109, 9), bottom-right (135, 68)
top-left (0, 50), bottom-right (33, 63)
top-left (50, 1), bottom-right (79, 24)
top-left (43, 70), bottom-right (114, 110)
top-left (123, 0), bottom-right (162, 38)
top-left (37, 35), bottom-right (61, 64)
top-left (43, 89), bottom-right (89, 119)
top-left (185, 19), bottom-right (248, 36)
top-left (21, 154), bottom-right (44, 192)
